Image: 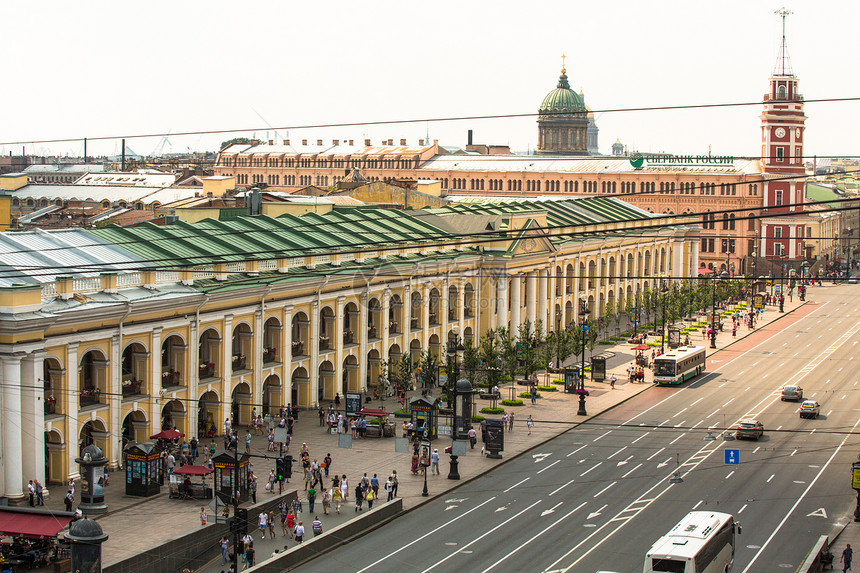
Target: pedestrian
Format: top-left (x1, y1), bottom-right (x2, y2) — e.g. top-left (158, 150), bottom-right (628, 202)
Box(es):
top-left (530, 385), bottom-right (537, 405)
top-left (385, 477), bottom-right (394, 501)
top-left (249, 477), bottom-right (257, 504)
top-left (319, 408), bottom-right (325, 427)
top-left (312, 516), bottom-right (323, 536)
top-left (842, 543), bottom-right (853, 573)
top-left (64, 490), bottom-right (74, 512)
top-left (323, 453), bottom-right (332, 477)
top-left (267, 510), bottom-right (277, 538)
top-left (527, 415), bottom-right (534, 435)
top-left (370, 473), bottom-right (379, 497)
top-left (307, 486), bottom-right (316, 513)
top-left (468, 427), bottom-right (477, 449)
top-left (322, 487), bottom-right (331, 515)
top-left (430, 448), bottom-right (440, 475)
top-left (286, 509), bottom-right (295, 538)
top-left (366, 486), bottom-right (375, 509)
top-left (27, 480), bottom-right (35, 506)
top-left (219, 535), bottom-right (230, 564)
top-left (245, 541), bottom-right (255, 569)
top-left (610, 374), bottom-right (616, 390)
top-left (200, 507), bottom-right (207, 526)
top-left (258, 510), bottom-right (268, 539)
top-left (354, 483), bottom-right (364, 511)
top-left (34, 480), bottom-right (44, 506)
top-left (294, 521), bottom-right (305, 543)
top-left (509, 411), bottom-right (515, 432)
top-left (332, 485), bottom-right (343, 514)
top-left (627, 363), bottom-right (633, 382)
top-left (190, 436), bottom-right (198, 462)
top-left (245, 431), bottom-right (251, 454)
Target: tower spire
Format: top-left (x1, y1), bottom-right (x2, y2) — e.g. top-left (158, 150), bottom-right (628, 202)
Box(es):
top-left (561, 53), bottom-right (566, 74)
top-left (773, 7), bottom-right (794, 76)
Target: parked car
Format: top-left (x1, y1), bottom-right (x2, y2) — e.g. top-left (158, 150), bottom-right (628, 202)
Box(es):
top-left (799, 400), bottom-right (821, 419)
top-left (781, 385), bottom-right (803, 401)
top-left (735, 419), bottom-right (764, 440)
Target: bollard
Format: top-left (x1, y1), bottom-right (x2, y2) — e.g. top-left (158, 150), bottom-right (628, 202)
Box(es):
top-left (447, 455), bottom-right (460, 480)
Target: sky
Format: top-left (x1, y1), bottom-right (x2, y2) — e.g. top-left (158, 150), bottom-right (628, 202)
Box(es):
top-left (2, 0), bottom-right (858, 160)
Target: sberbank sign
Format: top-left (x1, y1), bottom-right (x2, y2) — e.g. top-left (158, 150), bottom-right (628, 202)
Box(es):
top-left (629, 152), bottom-right (735, 169)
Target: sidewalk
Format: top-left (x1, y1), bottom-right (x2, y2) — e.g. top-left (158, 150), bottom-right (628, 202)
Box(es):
top-left (42, 289), bottom-right (812, 570)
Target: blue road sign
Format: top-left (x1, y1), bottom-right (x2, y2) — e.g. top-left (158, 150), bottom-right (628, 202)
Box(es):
top-left (724, 449), bottom-right (740, 465)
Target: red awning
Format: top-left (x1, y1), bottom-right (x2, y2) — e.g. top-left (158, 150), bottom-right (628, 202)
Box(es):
top-left (0, 511), bottom-right (71, 540)
top-left (151, 429), bottom-right (185, 440)
top-left (356, 408), bottom-right (392, 417)
top-left (697, 268), bottom-right (715, 275)
top-left (175, 464), bottom-right (213, 476)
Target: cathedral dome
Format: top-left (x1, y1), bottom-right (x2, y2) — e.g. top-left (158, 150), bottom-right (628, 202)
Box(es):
top-left (540, 70), bottom-right (586, 113)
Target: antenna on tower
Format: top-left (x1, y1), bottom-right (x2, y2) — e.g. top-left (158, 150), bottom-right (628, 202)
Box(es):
top-left (773, 7), bottom-right (794, 76)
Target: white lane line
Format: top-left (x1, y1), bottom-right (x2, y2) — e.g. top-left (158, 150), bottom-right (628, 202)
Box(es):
top-left (421, 499), bottom-right (543, 573)
top-left (839, 367), bottom-right (843, 372)
top-left (537, 460), bottom-right (560, 475)
top-left (631, 432), bottom-right (650, 444)
top-left (811, 429), bottom-right (817, 434)
top-left (767, 474), bottom-right (775, 483)
top-left (826, 379), bottom-right (831, 384)
top-left (706, 409), bottom-right (720, 419)
top-left (669, 433), bottom-right (686, 445)
top-left (550, 479), bottom-right (576, 496)
top-left (672, 408), bottom-right (688, 418)
top-left (692, 500), bottom-right (704, 510)
top-left (753, 446), bottom-right (760, 454)
top-left (791, 450), bottom-right (797, 457)
top-left (726, 470), bottom-right (735, 479)
top-left (504, 478), bottom-right (530, 493)
top-left (738, 371), bottom-right (745, 375)
top-left (776, 425), bottom-right (783, 431)
top-left (658, 419), bottom-right (671, 427)
top-left (355, 495), bottom-right (497, 573)
top-left (738, 503), bottom-right (748, 514)
top-left (723, 398), bottom-right (735, 408)
top-left (692, 419), bottom-right (705, 428)
top-left (594, 481), bottom-right (617, 498)
top-left (480, 501), bottom-right (587, 573)
top-left (744, 387), bottom-right (751, 392)
top-left (606, 447), bottom-right (627, 460)
top-left (622, 463), bottom-right (642, 478)
top-left (580, 463), bottom-right (602, 477)
top-left (690, 397), bottom-right (705, 407)
top-left (763, 373), bottom-right (770, 378)
top-left (567, 444), bottom-right (588, 457)
top-left (647, 448), bottom-right (665, 461)
top-left (673, 421), bottom-right (686, 428)
top-left (593, 431), bottom-right (612, 442)
top-left (843, 395), bottom-right (848, 400)
top-left (811, 392), bottom-right (817, 398)
top-left (779, 362), bottom-right (785, 367)
top-left (827, 410), bottom-right (833, 416)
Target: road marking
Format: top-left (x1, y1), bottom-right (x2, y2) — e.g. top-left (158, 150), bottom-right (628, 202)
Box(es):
top-left (567, 444), bottom-right (588, 457)
top-left (549, 479), bottom-right (575, 496)
top-left (706, 409), bottom-right (720, 419)
top-left (594, 481), bottom-right (617, 498)
top-left (622, 463), bottom-right (642, 478)
top-left (606, 447), bottom-right (627, 460)
top-left (354, 496), bottom-right (497, 573)
top-left (658, 419), bottom-right (671, 427)
top-left (763, 373), bottom-right (770, 378)
top-left (843, 395), bottom-right (848, 400)
top-left (776, 425), bottom-right (783, 431)
top-left (541, 502), bottom-right (563, 517)
top-left (616, 455), bottom-right (634, 467)
top-left (533, 453), bottom-right (552, 463)
top-left (631, 432), bottom-right (650, 444)
top-left (827, 410), bottom-right (833, 416)
top-left (839, 367), bottom-right (843, 372)
top-left (738, 371), bottom-right (745, 375)
top-left (811, 429), bottom-right (816, 434)
top-left (420, 499), bottom-right (543, 573)
top-left (744, 387), bottom-right (751, 392)
top-left (723, 398), bottom-right (735, 408)
top-left (480, 501), bottom-right (587, 573)
top-left (672, 408), bottom-right (688, 418)
top-left (767, 474), bottom-right (775, 483)
top-left (587, 504), bottom-right (608, 519)
top-left (739, 503), bottom-right (748, 514)
top-left (580, 463), bottom-right (602, 477)
top-left (669, 433), bottom-right (686, 445)
top-left (673, 420), bottom-right (686, 428)
top-left (692, 419), bottom-right (705, 428)
top-left (753, 446), bottom-right (760, 454)
top-left (726, 470), bottom-right (735, 479)
top-left (791, 449), bottom-right (797, 456)
top-left (807, 508), bottom-right (828, 518)
top-left (593, 431), bottom-right (612, 442)
top-left (647, 448), bottom-right (665, 461)
top-left (692, 500), bottom-right (703, 509)
top-left (779, 362), bottom-right (785, 367)
top-left (811, 392), bottom-right (817, 398)
top-left (657, 457), bottom-right (671, 468)
top-left (826, 379), bottom-right (831, 384)
top-left (504, 478), bottom-right (530, 492)
top-left (445, 498), bottom-right (468, 504)
top-left (690, 397), bottom-right (704, 406)
top-left (537, 460), bottom-right (560, 475)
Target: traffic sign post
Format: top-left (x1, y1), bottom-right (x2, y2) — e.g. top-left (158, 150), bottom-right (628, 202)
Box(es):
top-left (724, 449), bottom-right (740, 465)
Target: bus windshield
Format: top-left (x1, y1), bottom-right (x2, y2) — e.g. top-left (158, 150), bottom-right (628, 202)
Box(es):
top-left (653, 360), bottom-right (675, 377)
top-left (651, 558), bottom-right (685, 573)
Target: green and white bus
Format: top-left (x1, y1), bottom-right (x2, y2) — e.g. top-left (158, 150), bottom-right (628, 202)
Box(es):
top-left (652, 346), bottom-right (706, 385)
top-left (644, 511), bottom-right (740, 573)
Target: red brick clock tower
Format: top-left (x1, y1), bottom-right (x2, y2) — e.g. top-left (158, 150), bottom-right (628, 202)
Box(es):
top-left (760, 8), bottom-right (807, 261)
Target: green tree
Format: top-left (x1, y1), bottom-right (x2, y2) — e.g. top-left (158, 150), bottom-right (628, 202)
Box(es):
top-left (462, 339), bottom-right (480, 385)
top-left (495, 327), bottom-right (518, 381)
top-left (516, 321), bottom-right (541, 381)
top-left (220, 137), bottom-right (251, 151)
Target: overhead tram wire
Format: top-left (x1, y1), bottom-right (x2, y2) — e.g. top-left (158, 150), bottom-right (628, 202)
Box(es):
top-left (2, 195), bottom-right (859, 280)
top-left (2, 96), bottom-right (860, 146)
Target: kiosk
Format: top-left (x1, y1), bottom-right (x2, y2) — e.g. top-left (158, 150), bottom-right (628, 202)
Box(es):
top-left (123, 442), bottom-right (162, 497)
top-left (211, 449), bottom-right (250, 504)
top-left (75, 444), bottom-right (108, 514)
top-left (408, 396), bottom-right (439, 441)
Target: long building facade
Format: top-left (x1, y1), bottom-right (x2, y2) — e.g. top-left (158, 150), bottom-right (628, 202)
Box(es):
top-left (0, 197), bottom-right (698, 499)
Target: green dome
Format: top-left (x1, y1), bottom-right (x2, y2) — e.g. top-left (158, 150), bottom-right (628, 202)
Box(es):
top-left (540, 71), bottom-right (586, 113)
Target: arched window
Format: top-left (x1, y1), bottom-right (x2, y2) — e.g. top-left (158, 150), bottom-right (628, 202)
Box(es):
top-left (748, 213), bottom-right (756, 231)
top-left (729, 214), bottom-right (736, 230)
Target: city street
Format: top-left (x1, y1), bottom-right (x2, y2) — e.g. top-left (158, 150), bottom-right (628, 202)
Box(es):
top-left (300, 283), bottom-right (860, 573)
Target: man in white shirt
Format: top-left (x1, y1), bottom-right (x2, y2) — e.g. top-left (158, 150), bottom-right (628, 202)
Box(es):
top-left (241, 533), bottom-right (253, 553)
top-left (258, 511), bottom-right (268, 539)
top-left (430, 449), bottom-right (440, 475)
top-left (294, 521), bottom-right (305, 543)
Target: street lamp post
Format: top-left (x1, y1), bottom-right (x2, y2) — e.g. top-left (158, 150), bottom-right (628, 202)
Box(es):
top-left (710, 270), bottom-right (729, 349)
top-left (446, 325), bottom-right (464, 406)
top-left (577, 296), bottom-right (589, 416)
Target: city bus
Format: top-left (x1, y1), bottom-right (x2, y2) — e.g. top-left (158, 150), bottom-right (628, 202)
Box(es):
top-left (644, 511), bottom-right (740, 573)
top-left (652, 346), bottom-right (706, 385)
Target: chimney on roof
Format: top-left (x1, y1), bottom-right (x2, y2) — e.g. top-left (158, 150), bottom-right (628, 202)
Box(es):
top-left (268, 140), bottom-right (274, 145)
top-left (400, 139), bottom-right (407, 146)
top-left (388, 139), bottom-right (393, 146)
top-left (285, 139), bottom-right (290, 145)
top-left (250, 139), bottom-right (259, 145)
top-left (365, 139), bottom-right (371, 146)
top-left (333, 139), bottom-right (339, 145)
top-left (433, 139), bottom-right (438, 145)
top-left (468, 130), bottom-right (473, 146)
top-left (419, 139), bottom-right (425, 146)
top-left (317, 139), bottom-right (323, 146)
top-left (302, 139), bottom-right (308, 145)
top-left (349, 140), bottom-right (353, 146)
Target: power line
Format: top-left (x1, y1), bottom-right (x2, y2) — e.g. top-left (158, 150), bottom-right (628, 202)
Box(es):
top-left (2, 96), bottom-right (860, 147)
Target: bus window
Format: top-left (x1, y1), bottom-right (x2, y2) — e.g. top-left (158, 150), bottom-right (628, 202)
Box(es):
top-left (653, 361), bottom-right (675, 378)
top-left (651, 558), bottom-right (686, 572)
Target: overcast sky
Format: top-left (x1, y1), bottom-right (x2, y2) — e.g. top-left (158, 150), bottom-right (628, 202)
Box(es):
top-left (2, 0), bottom-right (857, 160)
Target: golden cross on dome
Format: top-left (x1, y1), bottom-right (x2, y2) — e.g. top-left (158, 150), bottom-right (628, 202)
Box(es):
top-left (561, 54), bottom-right (567, 74)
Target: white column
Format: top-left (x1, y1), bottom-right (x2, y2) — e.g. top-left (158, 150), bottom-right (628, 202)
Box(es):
top-left (283, 306), bottom-right (293, 409)
top-left (510, 273), bottom-right (522, 333)
top-left (691, 240), bottom-right (700, 277)
top-left (254, 309), bottom-right (264, 407)
top-left (21, 351), bottom-right (46, 491)
top-left (2, 353), bottom-right (25, 500)
top-left (359, 292), bottom-right (368, 393)
top-left (403, 286), bottom-right (412, 340)
top-left (189, 317), bottom-right (200, 439)
top-left (382, 288), bottom-right (391, 362)
top-left (422, 284), bottom-right (430, 350)
top-left (441, 279), bottom-right (450, 342)
top-left (788, 226), bottom-right (797, 258)
top-left (458, 277), bottom-right (466, 333)
top-left (672, 241), bottom-right (683, 282)
top-left (310, 300), bottom-right (320, 407)
top-left (497, 276), bottom-right (508, 331)
top-left (109, 333), bottom-right (121, 468)
top-left (66, 343), bottom-right (80, 480)
top-left (222, 314), bottom-right (233, 420)
top-left (526, 271), bottom-right (537, 328)
top-left (150, 327), bottom-right (163, 439)
top-left (335, 297), bottom-right (344, 397)
top-left (548, 265), bottom-right (557, 330)
top-left (537, 269), bottom-right (548, 334)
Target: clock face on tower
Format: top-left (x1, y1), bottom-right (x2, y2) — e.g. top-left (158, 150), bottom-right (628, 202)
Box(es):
top-left (795, 127), bottom-right (801, 139)
top-left (774, 127), bottom-right (786, 139)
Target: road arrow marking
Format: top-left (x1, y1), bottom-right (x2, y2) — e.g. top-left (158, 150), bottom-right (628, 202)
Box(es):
top-left (587, 504), bottom-right (608, 520)
top-left (495, 504), bottom-right (509, 513)
top-left (657, 457), bottom-right (672, 468)
top-left (445, 498), bottom-right (467, 504)
top-left (541, 502), bottom-right (563, 517)
top-left (444, 505), bottom-right (458, 511)
top-left (617, 455), bottom-right (634, 467)
top-left (807, 508), bottom-right (828, 518)
top-left (533, 453), bottom-right (552, 463)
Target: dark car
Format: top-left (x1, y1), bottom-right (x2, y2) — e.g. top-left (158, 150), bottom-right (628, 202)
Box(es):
top-left (735, 419), bottom-right (764, 440)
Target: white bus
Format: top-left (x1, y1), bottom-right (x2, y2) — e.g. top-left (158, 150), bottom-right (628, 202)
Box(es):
top-left (652, 346), bottom-right (707, 386)
top-left (644, 511), bottom-right (740, 573)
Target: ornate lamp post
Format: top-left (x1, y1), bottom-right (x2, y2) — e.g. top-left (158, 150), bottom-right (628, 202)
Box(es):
top-left (577, 295), bottom-right (590, 416)
top-left (446, 325), bottom-right (464, 405)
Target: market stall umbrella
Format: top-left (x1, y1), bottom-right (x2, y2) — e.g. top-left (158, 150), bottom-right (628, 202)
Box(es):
top-left (697, 268), bottom-right (715, 275)
top-left (174, 465), bottom-right (213, 476)
top-left (631, 344), bottom-right (650, 351)
top-left (150, 429), bottom-right (185, 441)
top-left (356, 408), bottom-right (393, 417)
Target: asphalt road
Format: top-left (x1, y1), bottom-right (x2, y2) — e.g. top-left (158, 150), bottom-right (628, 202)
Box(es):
top-left (299, 284), bottom-right (860, 573)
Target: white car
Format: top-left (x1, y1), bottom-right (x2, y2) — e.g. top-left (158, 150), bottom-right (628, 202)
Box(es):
top-left (799, 400), bottom-right (821, 419)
